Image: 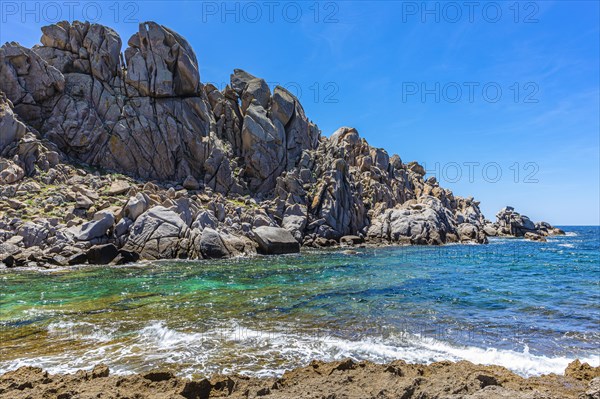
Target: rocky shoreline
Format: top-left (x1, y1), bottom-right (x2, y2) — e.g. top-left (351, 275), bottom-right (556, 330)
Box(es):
top-left (0, 20), bottom-right (564, 268)
top-left (0, 359), bottom-right (598, 399)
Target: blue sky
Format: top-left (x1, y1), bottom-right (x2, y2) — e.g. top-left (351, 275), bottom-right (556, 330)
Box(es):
top-left (1, 1), bottom-right (598, 225)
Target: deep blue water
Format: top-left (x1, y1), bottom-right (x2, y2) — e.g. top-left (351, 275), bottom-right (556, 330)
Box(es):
top-left (0, 226), bottom-right (598, 377)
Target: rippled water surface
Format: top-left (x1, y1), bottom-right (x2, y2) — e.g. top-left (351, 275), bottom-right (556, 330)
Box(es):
top-left (1, 226), bottom-right (598, 377)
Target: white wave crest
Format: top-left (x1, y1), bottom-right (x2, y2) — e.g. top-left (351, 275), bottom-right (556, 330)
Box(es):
top-left (1, 321), bottom-right (598, 379)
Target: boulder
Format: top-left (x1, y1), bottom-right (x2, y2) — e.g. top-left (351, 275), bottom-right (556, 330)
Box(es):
top-left (68, 252), bottom-right (88, 265)
top-left (282, 204), bottom-right (308, 241)
top-left (77, 212), bottom-right (115, 241)
top-left (367, 197), bottom-right (461, 245)
top-left (115, 217), bottom-right (133, 237)
top-left (183, 175), bottom-right (200, 190)
top-left (0, 159), bottom-right (25, 184)
top-left (76, 193), bottom-right (94, 209)
top-left (524, 232), bottom-right (547, 242)
top-left (252, 226), bottom-right (300, 255)
top-left (17, 222), bottom-right (50, 248)
top-left (124, 193), bottom-right (149, 221)
top-left (340, 235), bottom-right (363, 246)
top-left (483, 224), bottom-right (498, 237)
top-left (107, 180), bottom-right (130, 195)
top-left (87, 244), bottom-right (119, 265)
top-left (124, 206), bottom-right (188, 260)
top-left (191, 210), bottom-right (219, 231)
top-left (198, 228), bottom-right (231, 259)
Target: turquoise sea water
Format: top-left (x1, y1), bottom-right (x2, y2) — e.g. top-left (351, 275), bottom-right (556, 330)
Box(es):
top-left (1, 226), bottom-right (598, 378)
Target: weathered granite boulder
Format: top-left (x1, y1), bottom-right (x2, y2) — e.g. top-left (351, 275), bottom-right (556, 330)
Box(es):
top-left (77, 212), bottom-right (115, 241)
top-left (17, 222), bottom-right (50, 248)
top-left (198, 228), bottom-right (230, 259)
top-left (367, 197), bottom-right (458, 245)
top-left (0, 159), bottom-right (25, 184)
top-left (124, 206), bottom-right (188, 259)
top-left (124, 193), bottom-right (150, 221)
top-left (252, 226), bottom-right (300, 255)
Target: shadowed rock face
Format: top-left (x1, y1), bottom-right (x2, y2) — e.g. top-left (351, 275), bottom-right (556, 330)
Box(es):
top-left (1, 20), bottom-right (534, 266)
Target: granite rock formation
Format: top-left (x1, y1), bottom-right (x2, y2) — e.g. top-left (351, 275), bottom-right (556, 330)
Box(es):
top-left (0, 20), bottom-right (561, 267)
top-left (484, 206), bottom-right (565, 242)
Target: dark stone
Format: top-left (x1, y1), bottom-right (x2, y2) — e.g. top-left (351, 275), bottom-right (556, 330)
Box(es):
top-left (180, 379), bottom-right (212, 399)
top-left (67, 252), bottom-right (88, 265)
top-left (143, 371), bottom-right (174, 382)
top-left (87, 244), bottom-right (119, 265)
top-left (199, 228), bottom-right (230, 259)
top-left (117, 249), bottom-right (140, 263)
top-left (2, 255), bottom-right (15, 268)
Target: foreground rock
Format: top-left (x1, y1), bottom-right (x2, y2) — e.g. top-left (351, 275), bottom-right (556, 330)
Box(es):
top-left (0, 359), bottom-right (597, 399)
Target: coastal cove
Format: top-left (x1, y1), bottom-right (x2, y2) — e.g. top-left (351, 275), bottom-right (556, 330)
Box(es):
top-left (1, 227), bottom-right (598, 380)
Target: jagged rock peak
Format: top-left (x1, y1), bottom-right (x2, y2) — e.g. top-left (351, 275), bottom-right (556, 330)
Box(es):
top-left (125, 21), bottom-right (201, 97)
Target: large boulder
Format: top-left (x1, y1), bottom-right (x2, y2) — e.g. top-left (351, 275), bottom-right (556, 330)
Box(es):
top-left (77, 212), bottom-right (115, 241)
top-left (124, 206), bottom-right (188, 259)
top-left (252, 226), bottom-right (300, 255)
top-left (87, 244), bottom-right (119, 265)
top-left (197, 228), bottom-right (231, 259)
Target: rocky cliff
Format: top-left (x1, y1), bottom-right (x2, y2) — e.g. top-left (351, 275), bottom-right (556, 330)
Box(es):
top-left (0, 21), bottom-right (561, 267)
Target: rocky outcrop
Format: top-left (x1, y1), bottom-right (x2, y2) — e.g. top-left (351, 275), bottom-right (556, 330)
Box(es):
top-left (0, 360), bottom-right (596, 399)
top-left (485, 207), bottom-right (565, 241)
top-left (0, 20), bottom-right (562, 267)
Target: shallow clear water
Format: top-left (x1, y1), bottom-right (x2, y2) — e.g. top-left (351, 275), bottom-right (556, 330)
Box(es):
top-left (1, 226), bottom-right (598, 378)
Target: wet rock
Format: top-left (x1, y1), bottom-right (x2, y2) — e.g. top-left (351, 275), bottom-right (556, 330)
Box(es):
top-left (565, 360), bottom-right (600, 381)
top-left (252, 226), bottom-right (300, 255)
top-left (115, 249), bottom-right (139, 264)
top-left (524, 232), bottom-right (547, 242)
top-left (87, 244), bottom-right (118, 264)
top-left (90, 364), bottom-right (110, 379)
top-left (67, 252), bottom-right (88, 265)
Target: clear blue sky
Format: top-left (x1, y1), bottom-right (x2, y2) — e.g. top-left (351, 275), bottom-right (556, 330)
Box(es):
top-left (1, 1), bottom-right (598, 225)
